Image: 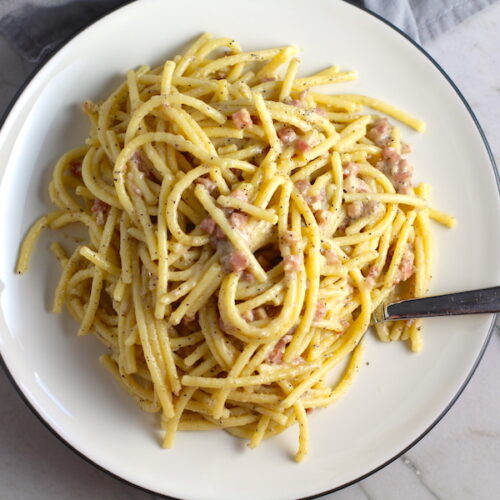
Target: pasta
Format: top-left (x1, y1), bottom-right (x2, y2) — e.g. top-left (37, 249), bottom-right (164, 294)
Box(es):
top-left (16, 34), bottom-right (455, 461)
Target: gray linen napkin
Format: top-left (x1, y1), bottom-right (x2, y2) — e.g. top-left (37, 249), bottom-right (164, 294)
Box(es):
top-left (365, 0), bottom-right (498, 42)
top-left (0, 0), bottom-right (498, 63)
top-left (0, 0), bottom-right (130, 62)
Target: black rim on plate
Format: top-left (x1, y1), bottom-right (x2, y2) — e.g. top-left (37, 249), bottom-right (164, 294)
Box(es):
top-left (0, 1), bottom-right (498, 499)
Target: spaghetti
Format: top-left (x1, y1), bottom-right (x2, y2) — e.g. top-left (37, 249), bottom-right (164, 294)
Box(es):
top-left (17, 34), bottom-right (454, 461)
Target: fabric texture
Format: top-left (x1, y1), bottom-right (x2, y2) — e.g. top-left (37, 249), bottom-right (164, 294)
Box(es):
top-left (0, 0), bottom-right (497, 62)
top-left (364, 0), bottom-right (420, 41)
top-left (365, 0), bottom-right (497, 43)
top-left (0, 0), bottom-right (130, 62)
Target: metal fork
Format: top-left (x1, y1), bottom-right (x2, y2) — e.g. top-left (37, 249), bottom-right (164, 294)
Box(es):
top-left (373, 286), bottom-right (500, 323)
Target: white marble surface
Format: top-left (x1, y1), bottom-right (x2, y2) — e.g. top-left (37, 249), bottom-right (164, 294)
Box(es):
top-left (1, 4), bottom-right (500, 499)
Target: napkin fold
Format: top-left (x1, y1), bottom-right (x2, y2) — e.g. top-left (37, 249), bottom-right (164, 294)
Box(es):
top-left (365, 0), bottom-right (497, 42)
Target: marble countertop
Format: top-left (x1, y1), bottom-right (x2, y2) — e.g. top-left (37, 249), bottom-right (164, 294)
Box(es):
top-left (1, 4), bottom-right (499, 499)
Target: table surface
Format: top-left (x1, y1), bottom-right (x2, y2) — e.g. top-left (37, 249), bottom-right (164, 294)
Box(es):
top-left (1, 4), bottom-right (499, 499)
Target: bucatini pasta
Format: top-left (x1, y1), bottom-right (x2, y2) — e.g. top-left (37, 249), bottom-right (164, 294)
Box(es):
top-left (16, 34), bottom-right (454, 461)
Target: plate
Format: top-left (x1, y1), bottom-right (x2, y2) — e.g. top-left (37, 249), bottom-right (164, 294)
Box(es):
top-left (1, 0), bottom-right (499, 499)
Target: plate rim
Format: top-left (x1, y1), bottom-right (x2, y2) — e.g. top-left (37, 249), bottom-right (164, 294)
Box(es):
top-left (0, 1), bottom-right (498, 499)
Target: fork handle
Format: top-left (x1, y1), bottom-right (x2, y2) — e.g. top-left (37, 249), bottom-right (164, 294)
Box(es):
top-left (384, 286), bottom-right (500, 321)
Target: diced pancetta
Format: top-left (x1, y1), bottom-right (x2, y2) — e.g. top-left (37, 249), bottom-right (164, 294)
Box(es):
top-left (283, 254), bottom-right (303, 273)
top-left (323, 249), bottom-right (340, 266)
top-left (296, 138), bottom-right (311, 153)
top-left (200, 217), bottom-right (216, 234)
top-left (314, 300), bottom-right (327, 321)
top-left (281, 230), bottom-right (299, 246)
top-left (346, 200), bottom-right (364, 219)
top-left (296, 130), bottom-right (321, 154)
top-left (342, 162), bottom-right (359, 178)
top-left (230, 189), bottom-right (248, 202)
top-left (229, 211), bottom-right (248, 230)
top-left (295, 179), bottom-right (327, 212)
top-left (367, 117), bottom-right (391, 147)
top-left (344, 174), bottom-right (370, 193)
top-left (316, 209), bottom-right (332, 226)
top-left (278, 127), bottom-right (297, 145)
top-left (131, 151), bottom-right (157, 181)
top-left (196, 176), bottom-right (217, 193)
top-left (267, 334), bottom-right (293, 364)
top-left (216, 238), bottom-right (249, 273)
top-left (307, 188), bottom-right (327, 211)
top-left (295, 179), bottom-right (310, 194)
top-left (213, 225), bottom-right (225, 240)
top-left (381, 146), bottom-right (400, 165)
top-left (346, 199), bottom-right (381, 220)
top-left (69, 160), bottom-right (82, 176)
top-left (209, 224), bottom-right (226, 249)
top-left (391, 159), bottom-right (413, 193)
top-left (229, 251), bottom-right (249, 272)
top-left (377, 147), bottom-right (414, 194)
top-left (395, 245), bottom-right (415, 283)
top-left (91, 199), bottom-right (110, 226)
top-left (365, 200), bottom-right (382, 215)
top-left (131, 151), bottom-right (146, 170)
top-left (232, 108), bottom-right (253, 129)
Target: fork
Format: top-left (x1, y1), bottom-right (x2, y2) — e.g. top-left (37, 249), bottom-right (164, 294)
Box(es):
top-left (373, 286), bottom-right (500, 323)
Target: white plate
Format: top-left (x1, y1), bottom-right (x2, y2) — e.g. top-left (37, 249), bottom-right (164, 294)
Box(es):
top-left (1, 0), bottom-right (499, 499)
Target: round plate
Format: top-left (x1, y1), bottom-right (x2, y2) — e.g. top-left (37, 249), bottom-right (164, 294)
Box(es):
top-left (1, 1), bottom-right (499, 499)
